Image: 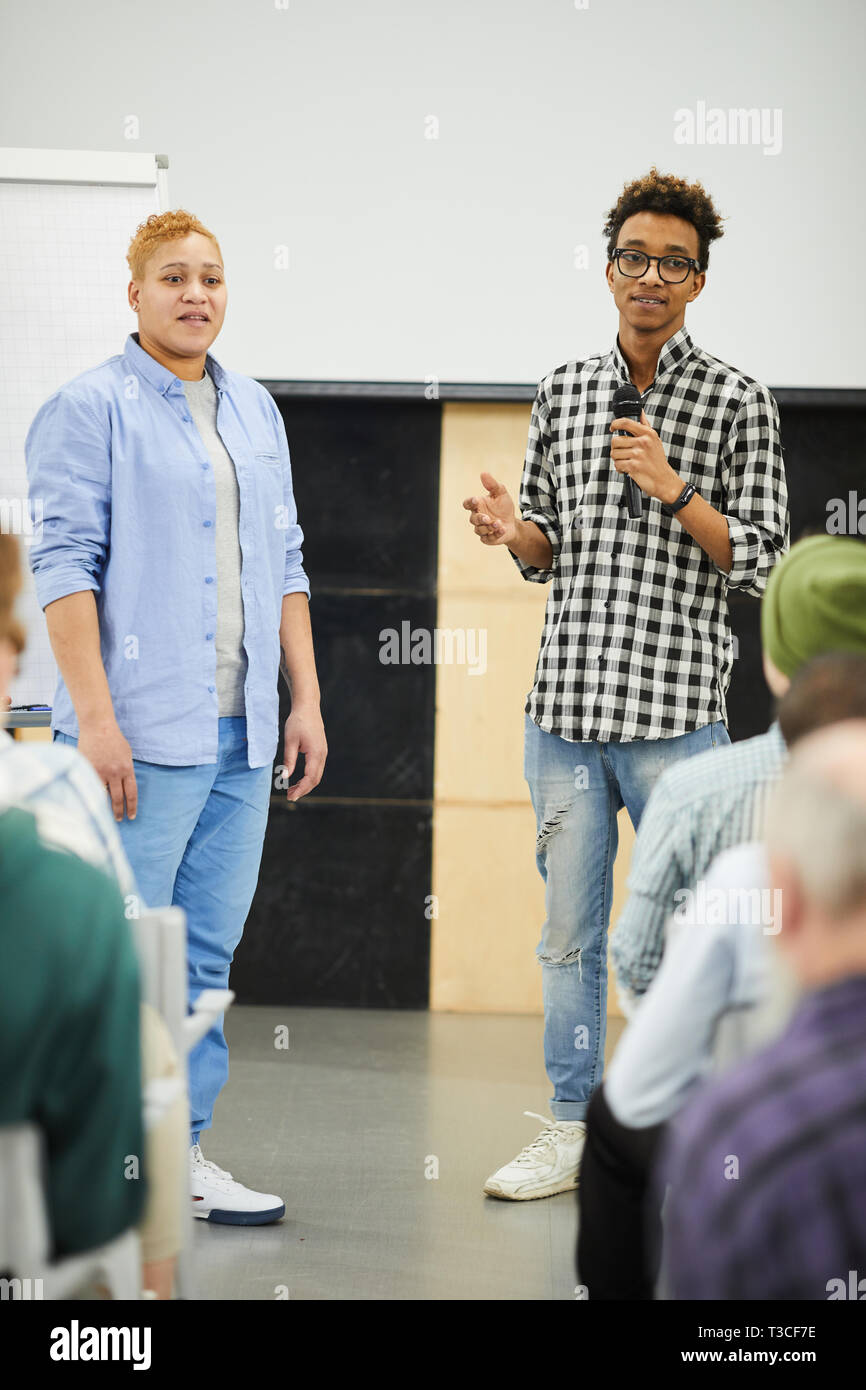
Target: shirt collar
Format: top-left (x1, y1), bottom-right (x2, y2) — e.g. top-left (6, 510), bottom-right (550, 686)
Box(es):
top-left (610, 324), bottom-right (695, 389)
top-left (122, 331), bottom-right (228, 395)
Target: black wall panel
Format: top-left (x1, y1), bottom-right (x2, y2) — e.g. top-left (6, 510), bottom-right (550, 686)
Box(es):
top-left (233, 801), bottom-right (432, 1008)
top-left (232, 398), bottom-right (440, 1008)
top-left (277, 398), bottom-right (440, 593)
top-left (725, 401), bottom-right (866, 742)
top-left (274, 591), bottom-right (437, 801)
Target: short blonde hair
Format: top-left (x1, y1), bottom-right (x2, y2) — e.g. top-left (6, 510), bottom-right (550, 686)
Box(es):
top-left (126, 208), bottom-right (223, 282)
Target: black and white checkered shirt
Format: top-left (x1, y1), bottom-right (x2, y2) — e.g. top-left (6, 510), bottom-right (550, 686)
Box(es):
top-left (513, 326), bottom-right (790, 741)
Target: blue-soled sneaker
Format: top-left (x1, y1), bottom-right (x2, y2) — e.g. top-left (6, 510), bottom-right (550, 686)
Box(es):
top-left (190, 1144), bottom-right (285, 1225)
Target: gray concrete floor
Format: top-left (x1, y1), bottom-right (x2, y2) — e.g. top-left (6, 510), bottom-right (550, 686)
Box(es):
top-left (190, 1006), bottom-right (625, 1300)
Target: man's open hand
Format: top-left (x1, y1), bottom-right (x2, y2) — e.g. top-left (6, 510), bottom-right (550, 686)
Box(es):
top-left (462, 472), bottom-right (518, 546)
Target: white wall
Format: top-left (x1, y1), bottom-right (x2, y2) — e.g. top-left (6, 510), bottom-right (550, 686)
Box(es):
top-left (1, 0), bottom-right (863, 387)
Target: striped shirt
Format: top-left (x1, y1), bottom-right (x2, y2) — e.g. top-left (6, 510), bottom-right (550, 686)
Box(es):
top-left (513, 327), bottom-right (789, 742)
top-left (610, 722), bottom-right (787, 995)
top-left (658, 973), bottom-right (866, 1300)
top-left (0, 727), bottom-right (138, 901)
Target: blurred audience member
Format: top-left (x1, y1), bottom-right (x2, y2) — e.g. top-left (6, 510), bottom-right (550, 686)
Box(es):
top-left (578, 653), bottom-right (866, 1299)
top-left (0, 532), bottom-right (184, 1297)
top-left (658, 720), bottom-right (866, 1299)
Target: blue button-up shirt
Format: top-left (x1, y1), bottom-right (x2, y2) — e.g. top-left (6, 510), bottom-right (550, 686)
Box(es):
top-left (25, 332), bottom-right (310, 768)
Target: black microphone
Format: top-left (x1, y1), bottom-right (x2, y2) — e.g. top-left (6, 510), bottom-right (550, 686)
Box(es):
top-left (612, 384), bottom-right (643, 521)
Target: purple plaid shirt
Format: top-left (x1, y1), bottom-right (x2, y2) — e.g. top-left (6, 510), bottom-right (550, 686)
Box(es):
top-left (657, 973), bottom-right (866, 1300)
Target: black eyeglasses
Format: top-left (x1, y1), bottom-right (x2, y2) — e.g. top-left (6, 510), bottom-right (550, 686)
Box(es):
top-left (610, 248), bottom-right (701, 284)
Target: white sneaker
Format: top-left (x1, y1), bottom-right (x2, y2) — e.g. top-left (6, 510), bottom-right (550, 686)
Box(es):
top-left (483, 1111), bottom-right (587, 1201)
top-left (189, 1144), bottom-right (285, 1225)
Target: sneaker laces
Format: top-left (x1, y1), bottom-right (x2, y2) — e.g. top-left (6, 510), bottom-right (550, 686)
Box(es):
top-left (190, 1144), bottom-right (235, 1185)
top-left (510, 1111), bottom-right (582, 1167)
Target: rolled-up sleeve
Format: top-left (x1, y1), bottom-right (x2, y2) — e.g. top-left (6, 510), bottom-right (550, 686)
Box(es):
top-left (720, 385), bottom-right (789, 596)
top-left (510, 384), bottom-right (561, 584)
top-left (269, 398), bottom-right (311, 600)
top-left (25, 392), bottom-right (111, 609)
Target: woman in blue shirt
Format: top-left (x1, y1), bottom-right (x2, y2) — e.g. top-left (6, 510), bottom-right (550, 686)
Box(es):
top-left (26, 208), bottom-right (327, 1224)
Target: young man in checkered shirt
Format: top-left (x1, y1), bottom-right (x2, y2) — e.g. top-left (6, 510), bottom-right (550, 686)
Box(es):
top-left (464, 168), bottom-right (789, 1200)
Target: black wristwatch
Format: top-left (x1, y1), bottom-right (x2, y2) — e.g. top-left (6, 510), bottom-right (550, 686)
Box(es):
top-left (662, 482), bottom-right (697, 515)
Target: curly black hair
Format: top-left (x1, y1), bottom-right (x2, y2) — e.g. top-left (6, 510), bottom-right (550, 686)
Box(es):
top-left (603, 167), bottom-right (726, 271)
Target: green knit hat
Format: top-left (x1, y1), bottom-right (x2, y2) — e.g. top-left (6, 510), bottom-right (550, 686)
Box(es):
top-left (761, 535), bottom-right (866, 678)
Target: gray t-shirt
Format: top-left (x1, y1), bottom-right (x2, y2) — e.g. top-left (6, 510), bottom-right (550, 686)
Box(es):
top-left (182, 367), bottom-right (247, 716)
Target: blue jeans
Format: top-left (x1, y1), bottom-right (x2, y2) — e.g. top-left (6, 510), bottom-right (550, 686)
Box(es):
top-left (54, 716), bottom-right (272, 1144)
top-left (523, 713), bottom-right (730, 1122)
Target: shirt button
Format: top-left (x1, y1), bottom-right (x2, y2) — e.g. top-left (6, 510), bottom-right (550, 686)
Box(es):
top-left (208, 685), bottom-right (215, 693)
top-left (205, 576), bottom-right (214, 584)
top-left (201, 462), bottom-right (209, 470)
top-left (206, 633), bottom-right (214, 640)
top-left (203, 520), bottom-right (212, 528)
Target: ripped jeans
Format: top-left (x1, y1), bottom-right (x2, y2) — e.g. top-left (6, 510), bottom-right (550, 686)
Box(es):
top-left (524, 712), bottom-right (730, 1121)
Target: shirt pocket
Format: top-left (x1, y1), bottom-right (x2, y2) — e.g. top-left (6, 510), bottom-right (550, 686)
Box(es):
top-left (253, 451), bottom-right (283, 505)
top-left (249, 453), bottom-right (286, 579)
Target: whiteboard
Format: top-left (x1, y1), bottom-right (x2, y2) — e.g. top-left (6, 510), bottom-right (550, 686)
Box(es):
top-left (0, 148), bottom-right (168, 711)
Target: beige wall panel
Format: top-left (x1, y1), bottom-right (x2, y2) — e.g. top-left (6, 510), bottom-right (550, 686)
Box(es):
top-left (438, 401), bottom-right (539, 596)
top-left (429, 803), bottom-right (543, 1014)
top-left (433, 592), bottom-right (545, 806)
top-left (430, 800), bottom-right (635, 1016)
